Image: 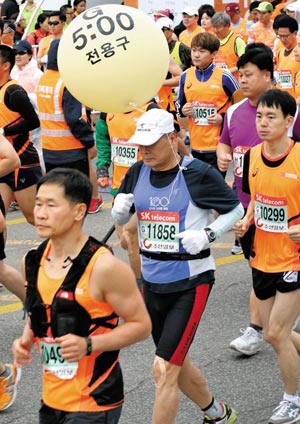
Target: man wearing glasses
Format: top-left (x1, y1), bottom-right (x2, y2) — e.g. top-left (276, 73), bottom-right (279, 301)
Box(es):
top-left (36, 10), bottom-right (66, 70)
top-left (274, 15), bottom-right (299, 98)
top-left (60, 4), bottom-right (74, 27)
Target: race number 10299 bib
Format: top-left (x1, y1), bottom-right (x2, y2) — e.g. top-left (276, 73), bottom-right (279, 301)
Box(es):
top-left (254, 193), bottom-right (288, 232)
top-left (192, 101), bottom-right (217, 126)
top-left (40, 340), bottom-right (78, 380)
top-left (138, 210), bottom-right (180, 252)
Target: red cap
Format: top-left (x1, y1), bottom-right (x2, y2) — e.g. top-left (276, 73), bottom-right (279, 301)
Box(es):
top-left (225, 2), bottom-right (240, 15)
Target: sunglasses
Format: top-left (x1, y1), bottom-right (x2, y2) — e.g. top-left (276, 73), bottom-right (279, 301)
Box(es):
top-left (14, 51), bottom-right (28, 56)
top-left (48, 21), bottom-right (61, 26)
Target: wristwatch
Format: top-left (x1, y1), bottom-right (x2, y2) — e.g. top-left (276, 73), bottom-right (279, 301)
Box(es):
top-left (203, 227), bottom-right (216, 243)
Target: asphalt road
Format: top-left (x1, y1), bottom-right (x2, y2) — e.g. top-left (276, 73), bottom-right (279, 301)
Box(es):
top-left (0, 192), bottom-right (284, 424)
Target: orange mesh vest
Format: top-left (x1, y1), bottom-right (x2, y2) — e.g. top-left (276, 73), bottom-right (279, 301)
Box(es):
top-left (179, 26), bottom-right (203, 47)
top-left (37, 70), bottom-right (86, 152)
top-left (275, 46), bottom-right (299, 98)
top-left (0, 79), bottom-right (34, 162)
top-left (37, 243), bottom-right (123, 412)
top-left (214, 32), bottom-right (240, 79)
top-left (184, 66), bottom-right (231, 151)
top-left (232, 19), bottom-right (247, 42)
top-left (156, 85), bottom-right (175, 112)
top-left (106, 105), bottom-right (149, 190)
top-left (249, 142), bottom-right (300, 272)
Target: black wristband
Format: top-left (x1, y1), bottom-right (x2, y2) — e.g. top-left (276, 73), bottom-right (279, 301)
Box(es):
top-left (85, 337), bottom-right (92, 356)
top-left (96, 166), bottom-right (109, 179)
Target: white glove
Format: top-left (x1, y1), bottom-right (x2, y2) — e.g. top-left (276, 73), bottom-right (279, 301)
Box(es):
top-left (175, 229), bottom-right (209, 255)
top-left (111, 193), bottom-right (134, 225)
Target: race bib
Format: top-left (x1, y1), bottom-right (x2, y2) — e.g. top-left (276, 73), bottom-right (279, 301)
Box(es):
top-left (233, 146), bottom-right (250, 177)
top-left (254, 194), bottom-right (288, 232)
top-left (279, 70), bottom-right (292, 89)
top-left (111, 143), bottom-right (138, 167)
top-left (138, 210), bottom-right (180, 252)
top-left (214, 56), bottom-right (227, 69)
top-left (40, 340), bottom-right (78, 380)
top-left (192, 102), bottom-right (217, 126)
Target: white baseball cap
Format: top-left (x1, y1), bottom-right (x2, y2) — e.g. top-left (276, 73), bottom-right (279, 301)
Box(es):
top-left (129, 109), bottom-right (175, 146)
top-left (156, 17), bottom-right (174, 31)
top-left (182, 6), bottom-right (199, 16)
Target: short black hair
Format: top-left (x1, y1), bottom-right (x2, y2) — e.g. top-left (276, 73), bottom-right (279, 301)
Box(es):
top-left (238, 43), bottom-right (274, 79)
top-left (37, 168), bottom-right (92, 216)
top-left (276, 15), bottom-right (298, 33)
top-left (0, 44), bottom-right (15, 71)
top-left (48, 10), bottom-right (66, 23)
top-left (257, 89), bottom-right (297, 118)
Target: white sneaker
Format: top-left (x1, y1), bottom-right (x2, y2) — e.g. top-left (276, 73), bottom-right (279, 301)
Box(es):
top-left (229, 327), bottom-right (263, 356)
top-left (231, 240), bottom-right (243, 255)
top-left (269, 400), bottom-right (300, 423)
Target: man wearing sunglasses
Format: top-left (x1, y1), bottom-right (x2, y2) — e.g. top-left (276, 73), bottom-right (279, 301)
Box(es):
top-left (36, 10), bottom-right (65, 70)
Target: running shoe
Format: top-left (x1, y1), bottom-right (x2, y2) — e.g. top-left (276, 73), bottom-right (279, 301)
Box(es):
top-left (203, 402), bottom-right (237, 423)
top-left (231, 239), bottom-right (243, 255)
top-left (0, 364), bottom-right (21, 411)
top-left (268, 400), bottom-right (300, 423)
top-left (229, 327), bottom-right (263, 356)
top-left (8, 200), bottom-right (19, 213)
top-left (88, 196), bottom-right (103, 214)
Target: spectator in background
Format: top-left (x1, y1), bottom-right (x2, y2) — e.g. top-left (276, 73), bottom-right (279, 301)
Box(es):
top-left (154, 9), bottom-right (174, 22)
top-left (26, 12), bottom-right (49, 46)
top-left (1, 0), bottom-right (19, 20)
top-left (36, 10), bottom-right (65, 70)
top-left (20, 0), bottom-right (43, 35)
top-left (199, 4), bottom-right (215, 33)
top-left (60, 4), bottom-right (74, 27)
top-left (11, 39), bottom-right (44, 170)
top-left (13, 17), bottom-right (26, 42)
top-left (179, 6), bottom-right (203, 47)
top-left (73, 0), bottom-right (86, 17)
top-left (1, 23), bottom-right (15, 47)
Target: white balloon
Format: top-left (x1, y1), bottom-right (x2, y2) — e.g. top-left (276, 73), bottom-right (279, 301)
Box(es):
top-left (58, 4), bottom-right (169, 113)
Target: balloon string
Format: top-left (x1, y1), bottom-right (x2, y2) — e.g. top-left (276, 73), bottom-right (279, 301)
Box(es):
top-left (128, 102), bottom-right (150, 113)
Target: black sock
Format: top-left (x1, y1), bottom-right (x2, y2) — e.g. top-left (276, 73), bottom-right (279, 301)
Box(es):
top-left (249, 323), bottom-right (263, 333)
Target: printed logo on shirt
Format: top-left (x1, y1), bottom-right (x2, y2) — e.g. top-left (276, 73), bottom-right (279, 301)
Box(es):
top-left (283, 271), bottom-right (298, 283)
